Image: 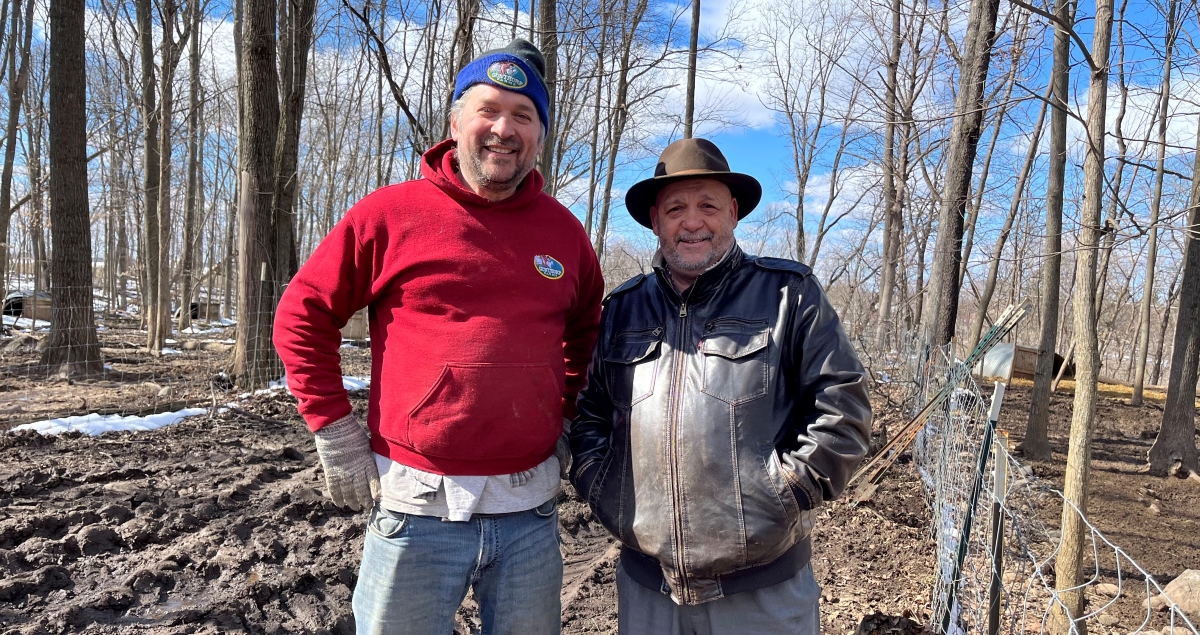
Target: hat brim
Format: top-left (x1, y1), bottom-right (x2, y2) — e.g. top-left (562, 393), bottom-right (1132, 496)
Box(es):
top-left (625, 172), bottom-right (762, 229)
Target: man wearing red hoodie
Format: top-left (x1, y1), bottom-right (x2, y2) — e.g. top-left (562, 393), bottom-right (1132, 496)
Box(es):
top-left (273, 39), bottom-right (604, 635)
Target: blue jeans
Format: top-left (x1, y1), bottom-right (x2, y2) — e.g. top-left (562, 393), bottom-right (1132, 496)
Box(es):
top-left (616, 560), bottom-right (821, 635)
top-left (352, 498), bottom-right (563, 635)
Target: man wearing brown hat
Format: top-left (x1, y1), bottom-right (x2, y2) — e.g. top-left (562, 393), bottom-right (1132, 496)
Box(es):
top-left (275, 38), bottom-right (603, 634)
top-left (569, 137), bottom-right (872, 633)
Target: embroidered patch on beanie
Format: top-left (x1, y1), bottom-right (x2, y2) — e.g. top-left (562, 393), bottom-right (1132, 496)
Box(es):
top-left (487, 61), bottom-right (528, 89)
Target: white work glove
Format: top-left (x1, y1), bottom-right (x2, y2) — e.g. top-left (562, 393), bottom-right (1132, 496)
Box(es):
top-left (556, 417), bottom-right (573, 480)
top-left (313, 414), bottom-right (381, 511)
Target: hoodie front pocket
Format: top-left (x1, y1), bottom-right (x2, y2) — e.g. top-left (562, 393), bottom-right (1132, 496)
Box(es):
top-left (405, 363), bottom-right (560, 462)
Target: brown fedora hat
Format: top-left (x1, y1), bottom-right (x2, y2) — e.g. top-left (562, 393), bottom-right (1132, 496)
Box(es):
top-left (625, 137), bottom-right (762, 229)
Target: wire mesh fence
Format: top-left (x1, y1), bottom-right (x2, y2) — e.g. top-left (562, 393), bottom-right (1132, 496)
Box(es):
top-left (854, 328), bottom-right (1200, 635)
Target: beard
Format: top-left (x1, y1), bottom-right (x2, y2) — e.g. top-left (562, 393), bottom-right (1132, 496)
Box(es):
top-left (458, 134), bottom-right (536, 193)
top-left (660, 229), bottom-right (735, 275)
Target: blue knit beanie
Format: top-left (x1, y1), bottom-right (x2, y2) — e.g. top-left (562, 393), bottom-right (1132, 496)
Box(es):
top-left (453, 38), bottom-right (550, 134)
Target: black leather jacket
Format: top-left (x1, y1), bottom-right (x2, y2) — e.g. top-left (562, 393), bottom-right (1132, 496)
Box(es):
top-left (570, 245), bottom-right (872, 605)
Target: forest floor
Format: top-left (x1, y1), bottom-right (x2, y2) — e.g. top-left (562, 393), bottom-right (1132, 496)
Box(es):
top-left (0, 335), bottom-right (1197, 634)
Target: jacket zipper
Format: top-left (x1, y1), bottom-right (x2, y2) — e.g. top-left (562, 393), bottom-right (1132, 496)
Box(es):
top-left (667, 295), bottom-right (691, 603)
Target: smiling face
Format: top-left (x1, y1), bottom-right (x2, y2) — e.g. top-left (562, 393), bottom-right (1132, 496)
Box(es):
top-left (450, 84), bottom-right (544, 201)
top-left (650, 178), bottom-right (739, 291)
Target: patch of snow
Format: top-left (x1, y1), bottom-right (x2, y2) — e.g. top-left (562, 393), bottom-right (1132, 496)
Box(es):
top-left (258, 374), bottom-right (370, 396)
top-left (10, 407), bottom-right (209, 436)
top-left (2, 315), bottom-right (50, 330)
top-left (161, 347), bottom-right (182, 355)
top-left (182, 326), bottom-right (222, 335)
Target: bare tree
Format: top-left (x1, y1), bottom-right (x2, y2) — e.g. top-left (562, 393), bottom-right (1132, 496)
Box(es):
top-left (272, 0), bottom-right (317, 280)
top-left (537, 0), bottom-right (558, 187)
top-left (1147, 119), bottom-right (1200, 478)
top-left (1131, 0), bottom-right (1177, 405)
top-left (231, 0), bottom-right (282, 387)
top-left (135, 0), bottom-right (162, 347)
top-left (1021, 0), bottom-right (1073, 461)
top-left (875, 0), bottom-right (906, 343)
top-left (922, 0), bottom-right (1001, 346)
top-left (682, 0), bottom-right (699, 139)
top-left (593, 0), bottom-right (649, 261)
top-left (1054, 0), bottom-right (1114, 627)
top-left (178, 0), bottom-right (205, 331)
top-left (39, 0), bottom-right (102, 377)
top-left (0, 0), bottom-right (33, 297)
top-left (582, 5), bottom-right (610, 237)
top-left (148, 0), bottom-right (193, 349)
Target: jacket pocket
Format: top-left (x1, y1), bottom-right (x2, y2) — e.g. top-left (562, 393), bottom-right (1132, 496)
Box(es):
top-left (587, 449), bottom-right (629, 544)
top-left (700, 319), bottom-right (768, 404)
top-left (764, 447), bottom-right (802, 527)
top-left (405, 363), bottom-right (560, 462)
top-left (605, 327), bottom-right (663, 408)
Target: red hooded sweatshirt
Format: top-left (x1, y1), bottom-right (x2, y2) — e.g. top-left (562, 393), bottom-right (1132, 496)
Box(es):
top-left (273, 139), bottom-right (604, 476)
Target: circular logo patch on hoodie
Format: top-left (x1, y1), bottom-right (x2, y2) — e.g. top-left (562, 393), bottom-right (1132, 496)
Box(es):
top-left (487, 61), bottom-right (528, 89)
top-left (534, 255), bottom-right (564, 280)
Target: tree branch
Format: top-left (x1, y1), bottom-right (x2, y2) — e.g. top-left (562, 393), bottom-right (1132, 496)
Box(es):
top-left (342, 0), bottom-right (432, 149)
top-left (1007, 0), bottom-right (1097, 71)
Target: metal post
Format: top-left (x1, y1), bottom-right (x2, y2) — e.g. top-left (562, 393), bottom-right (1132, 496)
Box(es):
top-left (940, 382), bottom-right (1007, 634)
top-left (988, 429), bottom-right (1009, 635)
top-left (252, 261), bottom-right (267, 385)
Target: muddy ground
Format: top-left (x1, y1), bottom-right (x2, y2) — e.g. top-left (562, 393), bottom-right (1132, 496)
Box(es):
top-left (0, 333), bottom-right (1196, 634)
top-left (0, 315), bottom-right (240, 429)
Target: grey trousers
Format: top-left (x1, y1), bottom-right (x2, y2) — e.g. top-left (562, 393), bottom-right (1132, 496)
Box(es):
top-left (616, 561), bottom-right (822, 635)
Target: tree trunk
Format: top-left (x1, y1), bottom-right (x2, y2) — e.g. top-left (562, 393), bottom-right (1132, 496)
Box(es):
top-left (231, 0), bottom-right (282, 388)
top-left (922, 0), bottom-right (1001, 346)
top-left (537, 0), bottom-right (558, 191)
top-left (26, 84), bottom-right (47, 293)
top-left (178, 0), bottom-right (203, 332)
top-left (582, 8), bottom-right (609, 238)
top-left (151, 0), bottom-right (190, 349)
top-left (0, 0), bottom-right (32, 298)
top-left (136, 0), bottom-right (161, 346)
top-left (441, 0), bottom-right (480, 141)
top-left (1132, 0), bottom-right (1175, 405)
top-left (1147, 119), bottom-right (1200, 477)
top-left (1053, 1), bottom-right (1114, 630)
top-left (272, 0), bottom-right (315, 281)
top-left (960, 35), bottom-right (1024, 290)
top-left (1093, 0), bottom-right (1132, 324)
top-left (594, 0), bottom-right (648, 261)
top-left (1147, 268), bottom-right (1176, 386)
top-left (1022, 0), bottom-right (1072, 461)
top-left (682, 0), bottom-right (699, 139)
top-left (222, 200), bottom-right (235, 319)
top-left (39, 0), bottom-right (102, 377)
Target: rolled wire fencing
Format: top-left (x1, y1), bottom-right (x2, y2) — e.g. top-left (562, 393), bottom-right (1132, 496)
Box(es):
top-left (853, 332), bottom-right (1200, 635)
